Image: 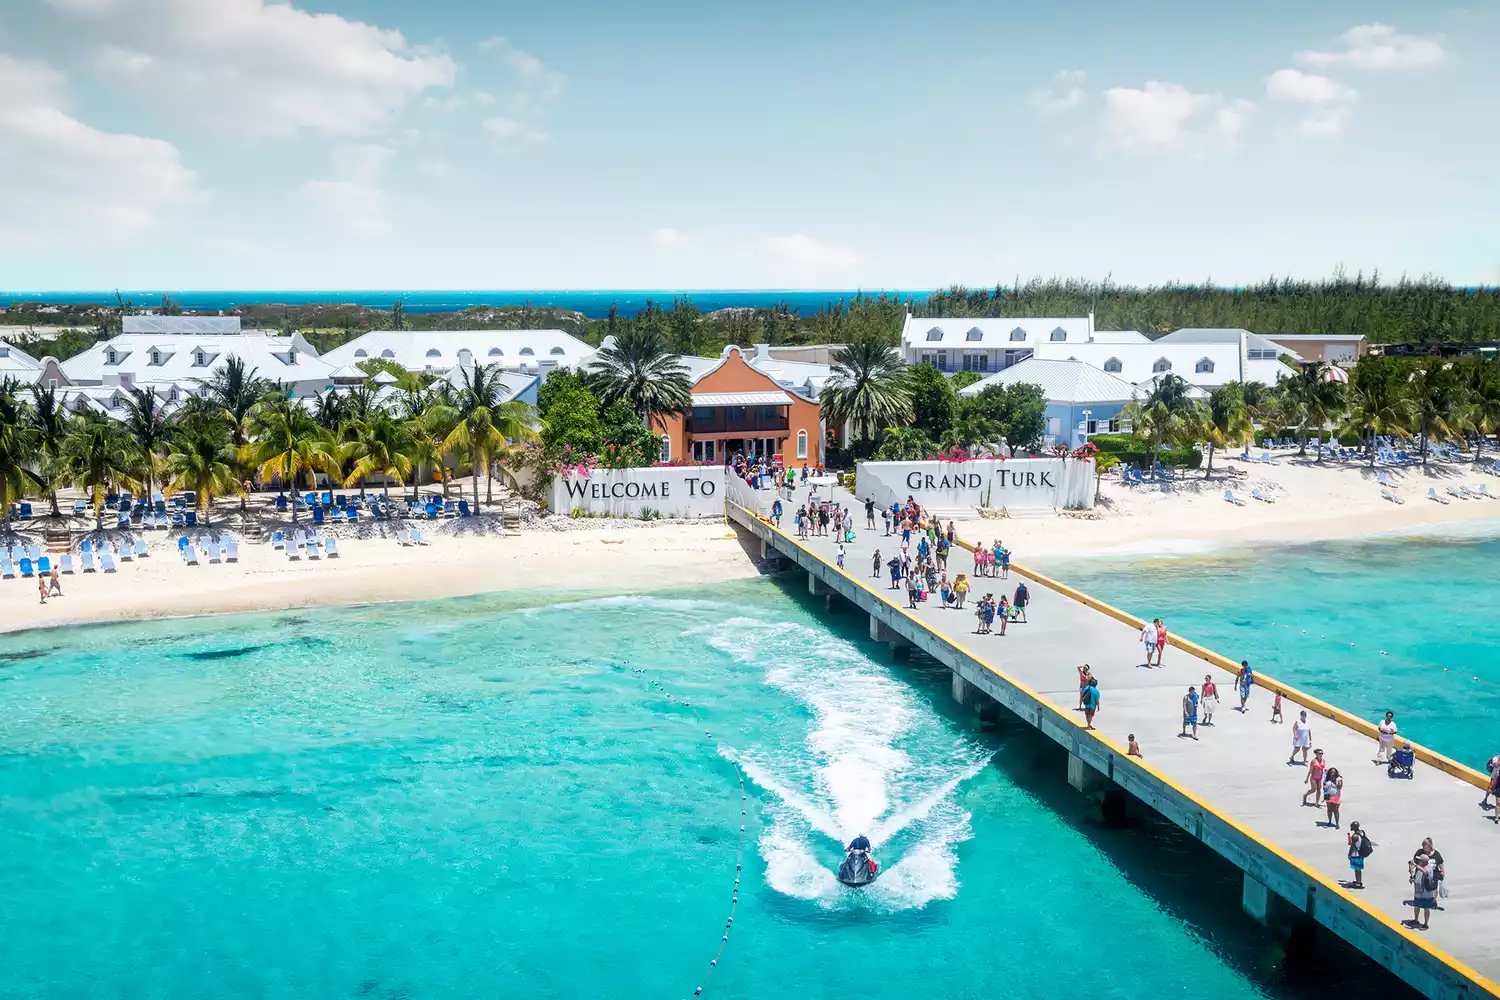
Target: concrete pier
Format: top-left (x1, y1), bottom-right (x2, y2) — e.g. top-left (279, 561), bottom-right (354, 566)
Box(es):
top-left (728, 489), bottom-right (1500, 1000)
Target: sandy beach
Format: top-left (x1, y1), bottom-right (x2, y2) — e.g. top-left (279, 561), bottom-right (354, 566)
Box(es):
top-left (4, 457), bottom-right (1498, 634)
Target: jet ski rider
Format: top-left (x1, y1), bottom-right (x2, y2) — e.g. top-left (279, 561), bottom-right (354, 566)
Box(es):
top-left (848, 834), bottom-right (871, 853)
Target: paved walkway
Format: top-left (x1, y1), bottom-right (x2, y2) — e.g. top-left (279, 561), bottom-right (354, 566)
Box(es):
top-left (750, 481), bottom-right (1498, 986)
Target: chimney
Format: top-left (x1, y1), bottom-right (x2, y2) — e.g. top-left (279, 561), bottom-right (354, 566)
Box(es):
top-left (754, 343), bottom-right (771, 360)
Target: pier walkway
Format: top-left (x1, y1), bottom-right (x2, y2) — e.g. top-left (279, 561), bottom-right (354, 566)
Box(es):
top-left (726, 481), bottom-right (1498, 1000)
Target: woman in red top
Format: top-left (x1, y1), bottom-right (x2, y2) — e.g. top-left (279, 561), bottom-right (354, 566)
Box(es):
top-left (1303, 749), bottom-right (1326, 807)
top-left (1155, 619), bottom-right (1168, 665)
top-left (1200, 673), bottom-right (1219, 726)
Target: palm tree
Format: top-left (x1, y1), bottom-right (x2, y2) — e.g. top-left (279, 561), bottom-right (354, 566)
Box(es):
top-left (1461, 359), bottom-right (1500, 464)
top-left (310, 392), bottom-right (347, 433)
top-left (589, 326), bottom-right (693, 429)
top-left (205, 356), bottom-right (269, 448)
top-left (241, 395), bottom-right (341, 522)
top-left (28, 383), bottom-right (71, 517)
top-left (1123, 373), bottom-right (1196, 461)
top-left (443, 364), bottom-right (541, 510)
top-left (0, 378), bottom-right (41, 528)
top-left (58, 411), bottom-right (139, 528)
top-left (1341, 371), bottom-right (1415, 467)
top-left (1201, 384), bottom-right (1252, 478)
top-left (165, 424), bottom-right (244, 525)
top-left (411, 402), bottom-right (458, 502)
top-left (119, 386), bottom-right (171, 503)
top-left (1278, 364), bottom-right (1346, 461)
top-left (343, 412), bottom-right (415, 498)
top-left (820, 335), bottom-right (913, 445)
top-left (1405, 360), bottom-right (1465, 467)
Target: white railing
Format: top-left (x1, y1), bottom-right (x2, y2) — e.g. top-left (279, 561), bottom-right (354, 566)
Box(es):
top-left (723, 471), bottom-right (766, 516)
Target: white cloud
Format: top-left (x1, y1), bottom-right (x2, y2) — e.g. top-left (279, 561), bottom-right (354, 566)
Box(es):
top-left (482, 116), bottom-right (548, 146)
top-left (1296, 107), bottom-right (1352, 137)
top-left (1266, 68), bottom-right (1357, 104)
top-left (1102, 81), bottom-right (1252, 155)
top-left (477, 35), bottom-right (567, 118)
top-left (756, 234), bottom-right (861, 277)
top-left (1030, 70), bottom-right (1086, 114)
top-left (48, 0), bottom-right (455, 139)
top-left (1297, 23), bottom-right (1445, 71)
top-left (651, 227), bottom-right (695, 250)
top-left (0, 54), bottom-right (197, 239)
top-left (301, 144), bottom-right (394, 237)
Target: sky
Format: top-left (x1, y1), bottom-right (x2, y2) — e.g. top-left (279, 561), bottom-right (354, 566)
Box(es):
top-left (0, 0), bottom-right (1496, 291)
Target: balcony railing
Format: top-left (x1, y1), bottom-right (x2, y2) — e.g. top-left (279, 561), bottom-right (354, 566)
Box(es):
top-left (686, 414), bottom-right (789, 433)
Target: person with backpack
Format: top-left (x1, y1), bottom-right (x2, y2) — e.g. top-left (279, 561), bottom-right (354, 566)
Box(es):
top-left (1481, 754), bottom-right (1500, 814)
top-left (1408, 852), bottom-right (1438, 930)
top-left (1346, 822), bottom-right (1373, 889)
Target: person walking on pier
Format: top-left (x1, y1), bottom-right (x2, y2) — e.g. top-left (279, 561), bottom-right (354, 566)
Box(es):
top-left (953, 573), bottom-right (969, 609)
top-left (872, 549), bottom-right (882, 579)
top-left (887, 556), bottom-right (902, 590)
top-left (1140, 618), bottom-right (1159, 667)
top-left (1289, 711), bottom-right (1313, 765)
top-left (1153, 618), bottom-right (1167, 665)
top-left (1236, 661), bottom-right (1254, 713)
top-left (882, 507), bottom-right (891, 536)
top-left (836, 541), bottom-right (846, 570)
top-left (1082, 676), bottom-right (1100, 730)
top-left (1346, 822), bottom-right (1372, 889)
top-left (1303, 749), bottom-right (1326, 807)
top-left (1270, 689), bottom-right (1283, 724)
top-left (1407, 852), bottom-right (1438, 931)
top-left (1483, 755), bottom-right (1500, 814)
top-left (1375, 711), bottom-right (1399, 765)
top-left (1078, 664), bottom-right (1093, 710)
top-left (1200, 674), bottom-right (1219, 726)
top-left (1181, 686), bottom-right (1199, 739)
top-left (1322, 767), bottom-right (1344, 828)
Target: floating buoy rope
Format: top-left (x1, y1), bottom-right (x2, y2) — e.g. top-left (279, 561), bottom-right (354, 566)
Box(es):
top-left (1270, 622), bottom-right (1498, 690)
top-left (629, 666), bottom-right (748, 999)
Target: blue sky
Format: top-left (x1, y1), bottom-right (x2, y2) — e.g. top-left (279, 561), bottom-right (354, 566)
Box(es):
top-left (1, 0), bottom-right (1495, 290)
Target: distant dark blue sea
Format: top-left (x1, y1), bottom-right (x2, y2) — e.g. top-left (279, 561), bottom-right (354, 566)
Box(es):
top-left (0, 289), bottom-right (929, 319)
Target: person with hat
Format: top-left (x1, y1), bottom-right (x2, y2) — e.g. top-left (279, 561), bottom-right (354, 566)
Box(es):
top-left (1407, 851), bottom-right (1438, 930)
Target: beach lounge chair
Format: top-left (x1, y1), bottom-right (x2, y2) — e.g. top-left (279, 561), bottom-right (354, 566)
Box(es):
top-left (0, 554), bottom-right (13, 579)
top-left (80, 548), bottom-right (95, 572)
top-left (324, 536), bottom-right (340, 558)
top-left (458, 499), bottom-right (473, 516)
top-left (270, 530), bottom-right (285, 550)
top-left (19, 502), bottom-right (32, 520)
top-left (394, 527), bottom-right (411, 546)
top-left (72, 498), bottom-right (87, 516)
top-left (101, 551), bottom-right (117, 572)
top-left (1472, 483), bottom-right (1496, 499)
top-left (177, 535), bottom-right (190, 555)
top-left (1446, 487), bottom-right (1468, 501)
top-left (307, 537), bottom-right (321, 559)
top-left (59, 553), bottom-right (75, 574)
top-left (19, 557), bottom-right (34, 577)
top-left (275, 495), bottom-right (288, 513)
top-left (185, 510), bottom-right (197, 526)
top-left (207, 539), bottom-right (222, 564)
top-left (1250, 488), bottom-right (1275, 503)
top-left (287, 537), bottom-right (302, 561)
top-left (321, 490), bottom-right (334, 507)
top-left (184, 545), bottom-right (200, 566)
top-left (1426, 487), bottom-right (1449, 504)
top-left (37, 555), bottom-right (52, 574)
top-left (119, 541), bottom-right (134, 562)
top-left (312, 506), bottom-right (326, 525)
top-left (225, 539), bottom-right (240, 562)
top-left (1381, 489), bottom-right (1405, 504)
top-left (410, 528), bottom-right (430, 545)
top-left (347, 507), bottom-right (359, 523)
top-left (1222, 489), bottom-right (1246, 507)
top-left (134, 539), bottom-right (149, 558)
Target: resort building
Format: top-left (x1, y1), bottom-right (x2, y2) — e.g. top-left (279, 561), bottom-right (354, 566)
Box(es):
top-left (958, 357), bottom-right (1140, 449)
top-left (899, 314), bottom-right (1096, 373)
top-left (1262, 333), bottom-right (1368, 367)
top-left (0, 339), bottom-right (43, 386)
top-left (321, 329), bottom-right (596, 381)
top-left (652, 345), bottom-right (823, 466)
top-left (57, 316), bottom-right (333, 414)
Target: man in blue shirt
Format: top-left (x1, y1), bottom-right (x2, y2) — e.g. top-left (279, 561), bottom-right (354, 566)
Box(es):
top-left (848, 834), bottom-right (871, 852)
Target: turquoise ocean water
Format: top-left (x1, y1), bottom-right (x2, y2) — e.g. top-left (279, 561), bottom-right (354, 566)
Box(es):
top-left (0, 581), bottom-right (1416, 1000)
top-left (1039, 526), bottom-right (1500, 770)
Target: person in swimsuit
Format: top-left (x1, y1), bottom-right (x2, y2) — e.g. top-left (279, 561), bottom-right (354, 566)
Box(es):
top-left (1303, 749), bottom-right (1326, 806)
top-left (1236, 661), bottom-right (1254, 712)
top-left (1200, 674), bottom-right (1219, 726)
top-left (1078, 664), bottom-right (1093, 710)
top-left (1154, 618), bottom-right (1168, 665)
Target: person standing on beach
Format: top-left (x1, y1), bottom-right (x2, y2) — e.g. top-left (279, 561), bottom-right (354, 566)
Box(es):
top-left (1140, 618), bottom-right (1158, 667)
top-left (1289, 711), bottom-right (1312, 765)
top-left (1181, 686), bottom-right (1199, 739)
top-left (1236, 661), bottom-right (1254, 713)
top-left (1200, 674), bottom-right (1219, 726)
top-left (37, 574), bottom-right (48, 605)
top-left (1322, 767), bottom-right (1344, 828)
top-left (1082, 677), bottom-right (1100, 730)
top-left (1375, 712), bottom-right (1399, 764)
top-left (48, 567), bottom-right (63, 597)
top-left (1303, 749), bottom-right (1326, 807)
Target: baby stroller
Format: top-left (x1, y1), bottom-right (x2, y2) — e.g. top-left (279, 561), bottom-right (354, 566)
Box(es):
top-left (1387, 745), bottom-right (1416, 780)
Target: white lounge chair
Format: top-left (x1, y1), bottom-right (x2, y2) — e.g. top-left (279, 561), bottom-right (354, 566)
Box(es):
top-left (410, 528), bottom-right (431, 545)
top-left (0, 554), bottom-right (13, 579)
top-left (287, 537), bottom-right (302, 561)
top-left (1250, 488), bottom-right (1276, 504)
top-left (1222, 489), bottom-right (1246, 507)
top-left (207, 540), bottom-right (222, 564)
top-left (101, 551), bottom-right (117, 572)
top-left (1427, 487), bottom-right (1450, 504)
top-left (1446, 486), bottom-right (1468, 501)
top-left (395, 527), bottom-right (412, 546)
top-left (119, 542), bottom-right (134, 562)
top-left (59, 553), bottom-right (75, 573)
top-left (184, 545), bottom-right (200, 566)
top-left (80, 548), bottom-right (96, 572)
top-left (225, 539), bottom-right (240, 562)
top-left (324, 536), bottom-right (340, 558)
top-left (134, 539), bottom-right (149, 558)
top-left (1381, 489), bottom-right (1405, 505)
top-left (271, 530), bottom-right (285, 550)
top-left (307, 537), bottom-right (321, 560)
top-left (1473, 483), bottom-right (1497, 499)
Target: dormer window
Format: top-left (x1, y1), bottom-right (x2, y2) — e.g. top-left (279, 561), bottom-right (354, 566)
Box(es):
top-left (286, 348), bottom-right (297, 365)
top-left (354, 349), bottom-right (368, 358)
top-left (1103, 357), bottom-right (1123, 373)
top-left (1049, 327), bottom-right (1067, 342)
top-left (1009, 327), bottom-right (1026, 342)
top-left (169, 386), bottom-right (179, 402)
top-left (193, 349), bottom-right (207, 366)
top-left (148, 349), bottom-right (163, 365)
top-left (965, 327), bottom-right (983, 342)
top-left (1152, 357), bottom-right (1172, 373)
top-left (924, 328), bottom-right (944, 342)
top-left (1195, 358), bottom-right (1215, 374)
top-left (487, 347), bottom-right (503, 357)
top-left (520, 348), bottom-right (535, 356)
top-left (549, 347), bottom-right (566, 356)
top-left (380, 349), bottom-right (396, 358)
top-left (425, 348), bottom-right (441, 358)
top-left (106, 348), bottom-right (118, 364)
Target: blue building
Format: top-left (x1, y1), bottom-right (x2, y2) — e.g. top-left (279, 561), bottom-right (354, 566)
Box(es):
top-left (957, 357), bottom-right (1140, 449)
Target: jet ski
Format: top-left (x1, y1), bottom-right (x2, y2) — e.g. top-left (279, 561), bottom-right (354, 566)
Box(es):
top-left (836, 848), bottom-right (879, 887)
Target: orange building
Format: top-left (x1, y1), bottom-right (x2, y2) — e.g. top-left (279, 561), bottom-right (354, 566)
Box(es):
top-left (652, 347), bottom-right (823, 468)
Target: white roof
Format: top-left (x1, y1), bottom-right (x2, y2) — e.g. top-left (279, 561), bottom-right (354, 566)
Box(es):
top-left (900, 315), bottom-right (1093, 349)
top-left (0, 339), bottom-right (42, 381)
top-left (438, 363), bottom-right (538, 403)
top-left (1262, 333), bottom-right (1367, 343)
top-left (1089, 330), bottom-right (1150, 344)
top-left (122, 316), bottom-right (242, 335)
top-left (958, 358), bottom-right (1140, 404)
top-left (1155, 326), bottom-right (1298, 359)
top-left (322, 330), bottom-right (596, 373)
top-left (667, 346), bottom-right (831, 402)
top-left (692, 390), bottom-right (794, 406)
top-left (60, 331), bottom-right (330, 387)
top-left (1032, 341), bottom-right (1247, 388)
top-left (1244, 357), bottom-right (1300, 386)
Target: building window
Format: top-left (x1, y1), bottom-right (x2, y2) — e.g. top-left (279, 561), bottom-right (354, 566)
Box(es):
top-left (963, 353), bottom-right (988, 372)
top-left (549, 347), bottom-right (566, 355)
top-left (1103, 357), bottom-right (1123, 373)
top-left (925, 328), bottom-right (944, 342)
top-left (47, 379), bottom-right (59, 392)
top-left (457, 349), bottom-right (473, 366)
top-left (920, 351), bottom-right (947, 370)
top-left (796, 430), bottom-right (808, 459)
top-left (488, 348), bottom-right (503, 356)
top-left (728, 406), bottom-right (747, 420)
top-left (692, 407), bottom-right (714, 421)
top-left (1049, 327), bottom-right (1067, 342)
top-left (169, 387), bottom-right (179, 402)
top-left (519, 348), bottom-right (535, 356)
top-left (692, 439), bottom-right (716, 462)
top-left (287, 348), bottom-right (297, 365)
top-left (659, 435), bottom-right (671, 462)
top-left (1195, 358), bottom-right (1215, 374)
top-left (149, 349), bottom-right (162, 365)
top-left (425, 348), bottom-right (441, 358)
top-left (193, 349), bottom-right (207, 366)
top-left (1009, 327), bottom-right (1026, 342)
top-left (965, 327), bottom-right (983, 342)
top-left (106, 349), bottom-right (118, 364)
top-left (1152, 357), bottom-right (1172, 373)
top-left (761, 406), bottom-right (779, 419)
top-left (380, 349), bottom-right (396, 358)
top-left (354, 349), bottom-right (368, 358)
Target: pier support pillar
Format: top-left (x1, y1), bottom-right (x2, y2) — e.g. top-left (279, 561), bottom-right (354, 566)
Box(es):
top-left (951, 672), bottom-right (973, 706)
top-left (1067, 752), bottom-right (1109, 795)
top-left (868, 615), bottom-right (909, 650)
top-left (1241, 874), bottom-right (1273, 925)
top-left (807, 572), bottom-right (826, 596)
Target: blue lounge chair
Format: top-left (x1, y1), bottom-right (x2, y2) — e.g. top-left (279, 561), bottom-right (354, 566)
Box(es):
top-left (321, 491), bottom-right (333, 507)
top-left (276, 495), bottom-right (288, 512)
top-left (346, 508), bottom-right (359, 523)
top-left (324, 536), bottom-right (340, 558)
top-left (1251, 488), bottom-right (1275, 504)
top-left (270, 530), bottom-right (285, 550)
top-left (312, 506), bottom-right (325, 525)
top-left (1427, 487), bottom-right (1449, 504)
top-left (80, 548), bottom-right (96, 572)
top-left (335, 494), bottom-right (348, 508)
top-left (19, 557), bottom-right (35, 577)
top-left (37, 555), bottom-right (52, 574)
top-left (1445, 486), bottom-right (1467, 501)
top-left (185, 510), bottom-right (198, 526)
top-left (1222, 489), bottom-right (1246, 507)
top-left (18, 502), bottom-right (32, 520)
top-left (444, 500), bottom-right (458, 518)
top-left (171, 512), bottom-right (185, 528)
top-left (306, 537), bottom-right (321, 560)
top-left (458, 499), bottom-right (472, 517)
top-left (177, 536), bottom-right (190, 554)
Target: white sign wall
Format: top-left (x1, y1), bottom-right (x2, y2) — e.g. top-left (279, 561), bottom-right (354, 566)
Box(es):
top-left (552, 467), bottom-right (728, 518)
top-left (854, 458), bottom-right (1096, 514)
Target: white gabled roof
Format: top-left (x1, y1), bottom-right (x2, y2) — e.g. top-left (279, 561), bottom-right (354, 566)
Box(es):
top-left (0, 339), bottom-right (42, 382)
top-left (958, 358), bottom-right (1140, 404)
top-left (692, 390), bottom-right (794, 406)
top-left (1089, 330), bottom-right (1150, 344)
top-left (122, 316), bottom-right (242, 335)
top-left (322, 330), bottom-right (596, 372)
top-left (1155, 326), bottom-right (1300, 360)
top-left (666, 347), bottom-right (830, 402)
top-left (439, 363), bottom-right (538, 403)
top-left (1032, 341), bottom-right (1245, 387)
top-left (900, 314), bottom-right (1093, 349)
top-left (61, 331), bottom-right (330, 387)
